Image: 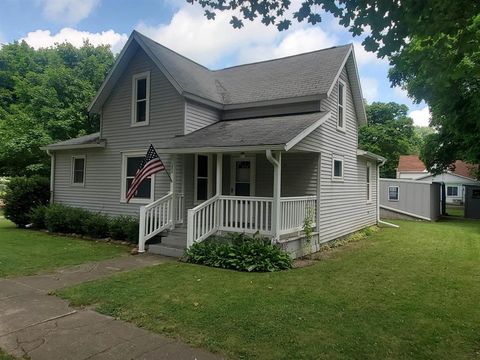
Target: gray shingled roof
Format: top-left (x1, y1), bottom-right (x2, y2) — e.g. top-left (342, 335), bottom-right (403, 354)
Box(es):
top-left (43, 132), bottom-right (104, 150)
top-left (135, 31), bottom-right (351, 106)
top-left (157, 112), bottom-right (327, 151)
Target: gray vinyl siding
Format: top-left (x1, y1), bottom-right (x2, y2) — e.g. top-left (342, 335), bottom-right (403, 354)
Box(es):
top-left (53, 48), bottom-right (184, 216)
top-left (293, 66), bottom-right (378, 242)
top-left (379, 179), bottom-right (441, 220)
top-left (185, 100), bottom-right (220, 134)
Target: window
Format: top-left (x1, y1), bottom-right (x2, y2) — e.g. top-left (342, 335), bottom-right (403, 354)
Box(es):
top-left (195, 154), bottom-right (211, 203)
top-left (366, 163), bottom-right (372, 202)
top-left (388, 186), bottom-right (399, 201)
top-left (447, 186), bottom-right (458, 197)
top-left (332, 156), bottom-right (344, 180)
top-left (337, 80), bottom-right (346, 131)
top-left (71, 156), bottom-right (85, 185)
top-left (131, 72), bottom-right (150, 126)
top-left (121, 153), bottom-right (154, 203)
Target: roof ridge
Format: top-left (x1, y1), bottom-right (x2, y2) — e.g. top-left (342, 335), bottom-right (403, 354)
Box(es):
top-left (214, 44), bottom-right (352, 72)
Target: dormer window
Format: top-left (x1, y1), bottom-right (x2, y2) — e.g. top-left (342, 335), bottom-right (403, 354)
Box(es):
top-left (337, 80), bottom-right (346, 131)
top-left (131, 71), bottom-right (150, 126)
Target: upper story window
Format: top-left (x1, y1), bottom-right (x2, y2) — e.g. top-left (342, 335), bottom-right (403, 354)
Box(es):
top-left (332, 155), bottom-right (344, 181)
top-left (71, 155), bottom-right (86, 186)
top-left (388, 186), bottom-right (399, 201)
top-left (337, 80), bottom-right (346, 131)
top-left (131, 71), bottom-right (150, 126)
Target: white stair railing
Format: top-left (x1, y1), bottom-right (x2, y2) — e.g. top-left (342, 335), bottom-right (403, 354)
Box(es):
top-left (280, 196), bottom-right (317, 235)
top-left (138, 192), bottom-right (174, 252)
top-left (186, 196), bottom-right (219, 247)
top-left (175, 193), bottom-right (184, 224)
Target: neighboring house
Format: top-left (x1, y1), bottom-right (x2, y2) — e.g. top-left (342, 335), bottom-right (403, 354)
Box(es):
top-left (397, 155), bottom-right (479, 204)
top-left (43, 30), bottom-right (385, 258)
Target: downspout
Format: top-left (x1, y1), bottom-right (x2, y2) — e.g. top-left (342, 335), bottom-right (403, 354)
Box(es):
top-left (46, 149), bottom-right (55, 204)
top-left (376, 158), bottom-right (399, 228)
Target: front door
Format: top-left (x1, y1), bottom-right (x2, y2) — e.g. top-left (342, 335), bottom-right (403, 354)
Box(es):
top-left (231, 157), bottom-right (255, 196)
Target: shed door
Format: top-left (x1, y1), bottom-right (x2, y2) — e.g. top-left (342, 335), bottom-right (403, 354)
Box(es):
top-left (230, 157), bottom-right (255, 196)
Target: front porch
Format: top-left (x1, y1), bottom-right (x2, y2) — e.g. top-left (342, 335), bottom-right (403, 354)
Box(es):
top-left (138, 151), bottom-right (318, 254)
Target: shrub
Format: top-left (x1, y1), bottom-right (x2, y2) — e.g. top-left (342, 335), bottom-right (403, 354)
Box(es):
top-left (109, 215), bottom-right (139, 243)
top-left (30, 205), bottom-right (48, 229)
top-left (44, 204), bottom-right (91, 234)
top-left (0, 177), bottom-right (9, 200)
top-left (184, 234), bottom-right (293, 272)
top-left (3, 176), bottom-right (50, 227)
top-left (83, 213), bottom-right (111, 239)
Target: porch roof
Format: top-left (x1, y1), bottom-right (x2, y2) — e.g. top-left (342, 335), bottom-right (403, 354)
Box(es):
top-left (41, 132), bottom-right (106, 151)
top-left (156, 111), bottom-right (330, 153)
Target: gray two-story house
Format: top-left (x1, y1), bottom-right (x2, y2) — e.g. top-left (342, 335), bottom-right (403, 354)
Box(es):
top-left (43, 31), bottom-right (385, 257)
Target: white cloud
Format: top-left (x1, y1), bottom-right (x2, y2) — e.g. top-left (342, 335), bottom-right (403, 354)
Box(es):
top-left (409, 106), bottom-right (431, 127)
top-left (361, 77), bottom-right (379, 102)
top-left (136, 7), bottom-right (280, 67)
top-left (39, 0), bottom-right (99, 24)
top-left (353, 41), bottom-right (387, 67)
top-left (21, 28), bottom-right (128, 54)
top-left (393, 85), bottom-right (411, 102)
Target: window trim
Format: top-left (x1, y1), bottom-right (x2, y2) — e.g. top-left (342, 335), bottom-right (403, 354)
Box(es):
top-left (366, 162), bottom-right (372, 203)
top-left (446, 186), bottom-right (459, 197)
top-left (337, 79), bottom-right (347, 132)
top-left (388, 186), bottom-right (399, 202)
top-left (131, 71), bottom-right (150, 127)
top-left (120, 151), bottom-right (155, 204)
top-left (194, 154), bottom-right (213, 205)
top-left (71, 155), bottom-right (86, 186)
top-left (332, 155), bottom-right (344, 181)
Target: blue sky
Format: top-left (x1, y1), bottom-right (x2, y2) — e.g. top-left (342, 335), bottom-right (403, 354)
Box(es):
top-left (0, 0), bottom-right (430, 126)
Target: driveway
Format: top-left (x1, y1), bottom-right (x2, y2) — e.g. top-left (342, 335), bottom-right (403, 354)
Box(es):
top-left (0, 255), bottom-right (222, 360)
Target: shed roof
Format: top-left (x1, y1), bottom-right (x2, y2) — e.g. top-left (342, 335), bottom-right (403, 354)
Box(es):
top-left (397, 155), bottom-right (427, 172)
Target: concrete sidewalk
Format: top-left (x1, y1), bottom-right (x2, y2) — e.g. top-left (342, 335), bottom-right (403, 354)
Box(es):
top-left (0, 255), bottom-right (222, 360)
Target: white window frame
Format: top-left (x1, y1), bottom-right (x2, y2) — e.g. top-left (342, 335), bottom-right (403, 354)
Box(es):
top-left (131, 71), bottom-right (150, 127)
top-left (332, 155), bottom-right (344, 181)
top-left (194, 154), bottom-right (213, 204)
top-left (230, 156), bottom-right (256, 196)
top-left (337, 79), bottom-right (347, 132)
top-left (366, 163), bottom-right (372, 203)
top-left (388, 186), bottom-right (399, 201)
top-left (120, 151), bottom-right (155, 204)
top-left (71, 155), bottom-right (86, 186)
top-left (446, 186), bottom-right (459, 197)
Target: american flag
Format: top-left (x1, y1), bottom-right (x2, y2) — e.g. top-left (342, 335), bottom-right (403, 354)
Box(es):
top-left (126, 144), bottom-right (169, 203)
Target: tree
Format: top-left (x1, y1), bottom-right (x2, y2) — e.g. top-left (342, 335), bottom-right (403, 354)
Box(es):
top-left (359, 102), bottom-right (420, 178)
top-left (189, 0), bottom-right (480, 175)
top-left (0, 41), bottom-right (114, 176)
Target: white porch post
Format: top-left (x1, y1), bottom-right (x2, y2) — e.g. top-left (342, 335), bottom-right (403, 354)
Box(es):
top-left (216, 153), bottom-right (223, 227)
top-left (138, 206), bottom-right (146, 252)
top-left (266, 150), bottom-right (281, 242)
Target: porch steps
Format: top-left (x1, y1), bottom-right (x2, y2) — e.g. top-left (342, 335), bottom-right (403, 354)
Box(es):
top-left (148, 227), bottom-right (187, 258)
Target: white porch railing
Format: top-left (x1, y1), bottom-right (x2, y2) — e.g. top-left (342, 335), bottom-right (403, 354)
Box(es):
top-left (187, 195), bottom-right (219, 246)
top-left (186, 195), bottom-right (316, 247)
top-left (280, 196), bottom-right (317, 235)
top-left (139, 192), bottom-right (184, 252)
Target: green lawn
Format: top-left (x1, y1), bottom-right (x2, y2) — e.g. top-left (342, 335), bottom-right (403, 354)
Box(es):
top-left (0, 349), bottom-right (15, 360)
top-left (446, 205), bottom-right (465, 217)
top-left (58, 219), bottom-right (480, 359)
top-left (0, 215), bottom-right (128, 278)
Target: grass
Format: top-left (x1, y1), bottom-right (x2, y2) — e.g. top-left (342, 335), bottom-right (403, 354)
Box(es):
top-left (446, 204), bottom-right (464, 217)
top-left (0, 348), bottom-right (16, 360)
top-left (58, 219), bottom-right (480, 359)
top-left (0, 214), bottom-right (128, 278)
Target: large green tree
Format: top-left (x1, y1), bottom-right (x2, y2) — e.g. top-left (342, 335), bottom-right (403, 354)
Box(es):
top-left (189, 0), bottom-right (480, 176)
top-left (0, 41), bottom-right (114, 176)
top-left (359, 102), bottom-right (421, 178)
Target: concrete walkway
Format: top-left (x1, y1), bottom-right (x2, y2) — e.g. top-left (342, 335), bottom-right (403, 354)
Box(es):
top-left (0, 255), bottom-right (222, 360)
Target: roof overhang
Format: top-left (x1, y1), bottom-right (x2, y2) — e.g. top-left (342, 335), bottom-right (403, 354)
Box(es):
top-left (41, 141), bottom-right (106, 151)
top-left (155, 144), bottom-right (285, 154)
top-left (357, 149), bottom-right (386, 163)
